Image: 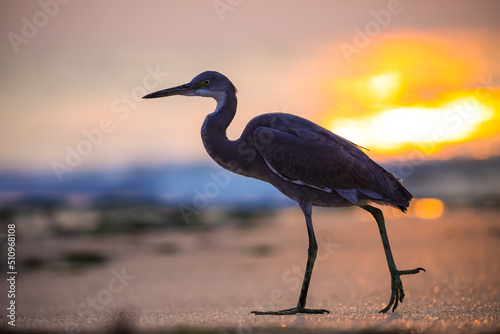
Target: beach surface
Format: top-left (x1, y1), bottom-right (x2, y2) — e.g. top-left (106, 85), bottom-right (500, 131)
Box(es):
top-left (2, 207), bottom-right (499, 333)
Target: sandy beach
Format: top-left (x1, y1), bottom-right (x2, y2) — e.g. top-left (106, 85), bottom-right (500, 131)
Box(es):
top-left (1, 206), bottom-right (498, 333)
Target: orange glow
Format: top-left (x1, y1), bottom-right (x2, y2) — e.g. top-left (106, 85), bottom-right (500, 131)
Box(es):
top-left (321, 34), bottom-right (500, 160)
top-left (368, 72), bottom-right (401, 102)
top-left (414, 198), bottom-right (444, 219)
top-left (331, 97), bottom-right (494, 150)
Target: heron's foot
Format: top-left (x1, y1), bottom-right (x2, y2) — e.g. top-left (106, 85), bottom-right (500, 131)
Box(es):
top-left (251, 306), bottom-right (329, 315)
top-left (379, 267), bottom-right (426, 313)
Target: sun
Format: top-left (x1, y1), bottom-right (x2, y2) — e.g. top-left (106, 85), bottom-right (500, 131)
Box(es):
top-left (322, 34), bottom-right (499, 159)
top-left (331, 97), bottom-right (494, 152)
top-left (368, 72), bottom-right (400, 102)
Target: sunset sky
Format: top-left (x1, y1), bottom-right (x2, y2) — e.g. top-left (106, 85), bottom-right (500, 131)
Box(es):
top-left (1, 1), bottom-right (499, 173)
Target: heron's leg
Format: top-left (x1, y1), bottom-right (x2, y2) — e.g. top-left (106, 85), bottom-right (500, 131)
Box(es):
top-left (252, 202), bottom-right (329, 315)
top-left (361, 205), bottom-right (425, 313)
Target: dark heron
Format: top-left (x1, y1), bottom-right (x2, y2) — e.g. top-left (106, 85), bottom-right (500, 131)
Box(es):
top-left (143, 71), bottom-right (425, 315)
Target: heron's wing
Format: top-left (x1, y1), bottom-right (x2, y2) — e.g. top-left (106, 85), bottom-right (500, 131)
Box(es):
top-left (253, 125), bottom-right (406, 206)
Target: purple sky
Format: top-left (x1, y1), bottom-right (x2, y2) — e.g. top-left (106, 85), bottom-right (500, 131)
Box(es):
top-left (1, 1), bottom-right (499, 172)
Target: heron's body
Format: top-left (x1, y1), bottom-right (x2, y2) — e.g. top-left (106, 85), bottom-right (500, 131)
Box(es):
top-left (203, 106), bottom-right (411, 210)
top-left (144, 71), bottom-right (424, 315)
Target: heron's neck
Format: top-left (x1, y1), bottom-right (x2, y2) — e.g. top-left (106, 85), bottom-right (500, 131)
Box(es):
top-left (201, 91), bottom-right (239, 171)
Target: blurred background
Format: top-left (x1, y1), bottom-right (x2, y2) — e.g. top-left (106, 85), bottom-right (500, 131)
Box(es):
top-left (0, 1), bottom-right (499, 332)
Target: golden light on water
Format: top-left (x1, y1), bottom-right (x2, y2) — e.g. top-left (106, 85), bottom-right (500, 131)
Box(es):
top-left (413, 198), bottom-right (445, 219)
top-left (390, 198), bottom-right (445, 219)
top-left (322, 35), bottom-right (500, 159)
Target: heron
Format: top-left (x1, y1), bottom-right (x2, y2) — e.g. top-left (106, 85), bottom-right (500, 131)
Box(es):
top-left (143, 71), bottom-right (425, 315)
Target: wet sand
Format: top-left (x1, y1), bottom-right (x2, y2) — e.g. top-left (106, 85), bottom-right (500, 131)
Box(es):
top-left (2, 207), bottom-right (499, 333)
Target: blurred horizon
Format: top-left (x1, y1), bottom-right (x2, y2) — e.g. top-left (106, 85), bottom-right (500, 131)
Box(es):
top-left (1, 1), bottom-right (500, 176)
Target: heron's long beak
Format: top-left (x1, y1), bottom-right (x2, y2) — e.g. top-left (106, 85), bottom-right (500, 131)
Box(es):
top-left (142, 83), bottom-right (194, 99)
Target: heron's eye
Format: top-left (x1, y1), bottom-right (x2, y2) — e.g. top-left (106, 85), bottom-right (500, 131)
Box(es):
top-left (202, 80), bottom-right (210, 86)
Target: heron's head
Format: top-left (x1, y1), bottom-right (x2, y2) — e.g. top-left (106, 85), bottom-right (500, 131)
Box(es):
top-left (142, 71), bottom-right (237, 100)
